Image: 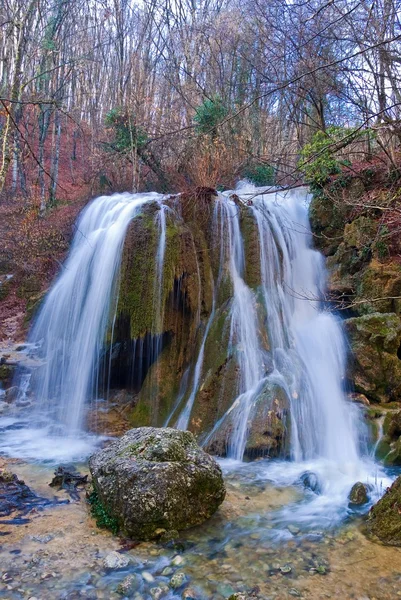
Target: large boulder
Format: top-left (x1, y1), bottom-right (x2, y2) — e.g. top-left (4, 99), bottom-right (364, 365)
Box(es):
top-left (88, 427), bottom-right (226, 540)
top-left (365, 476), bottom-right (401, 546)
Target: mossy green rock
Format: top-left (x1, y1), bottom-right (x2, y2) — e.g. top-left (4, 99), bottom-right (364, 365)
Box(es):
top-left (88, 427), bottom-right (226, 540)
top-left (344, 313), bottom-right (401, 403)
top-left (356, 260), bottom-right (401, 315)
top-left (365, 475), bottom-right (401, 546)
top-left (349, 482), bottom-right (368, 505)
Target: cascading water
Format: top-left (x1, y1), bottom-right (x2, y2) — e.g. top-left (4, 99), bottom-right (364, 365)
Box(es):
top-left (1, 184), bottom-right (389, 520)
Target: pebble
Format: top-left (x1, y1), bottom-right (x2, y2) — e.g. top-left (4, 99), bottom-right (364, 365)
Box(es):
top-left (289, 589), bottom-right (301, 597)
top-left (142, 571), bottom-right (155, 583)
top-left (116, 575), bottom-right (138, 595)
top-left (182, 588), bottom-right (198, 599)
top-left (103, 551), bottom-right (130, 570)
top-left (150, 585), bottom-right (169, 599)
top-left (161, 567), bottom-right (174, 576)
top-left (280, 565), bottom-right (292, 574)
top-left (30, 534), bottom-right (54, 544)
top-left (170, 571), bottom-right (187, 589)
top-left (172, 555), bottom-right (185, 566)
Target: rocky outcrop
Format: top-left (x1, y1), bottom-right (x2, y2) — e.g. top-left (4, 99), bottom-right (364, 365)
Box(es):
top-left (88, 427), bottom-right (226, 539)
top-left (345, 313), bottom-right (401, 404)
top-left (365, 475), bottom-right (401, 546)
top-left (309, 171), bottom-right (401, 406)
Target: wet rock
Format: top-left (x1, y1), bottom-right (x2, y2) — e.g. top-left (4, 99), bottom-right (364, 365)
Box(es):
top-left (0, 401), bottom-right (9, 413)
top-left (5, 386), bottom-right (19, 403)
top-left (287, 525), bottom-right (300, 535)
top-left (89, 427), bottom-right (226, 540)
top-left (103, 551), bottom-right (130, 570)
top-left (300, 471), bottom-right (321, 494)
top-left (0, 469), bottom-right (51, 517)
top-left (348, 392), bottom-right (370, 406)
top-left (280, 564), bottom-right (292, 574)
top-left (365, 475), bottom-right (401, 546)
top-left (205, 381), bottom-right (290, 460)
top-left (170, 571), bottom-right (187, 589)
top-left (182, 588), bottom-right (198, 599)
top-left (244, 383), bottom-right (290, 460)
top-left (375, 410), bottom-right (401, 465)
top-left (150, 585), bottom-right (170, 599)
top-left (49, 465), bottom-right (88, 498)
top-left (349, 482), bottom-right (368, 506)
top-left (116, 574), bottom-right (139, 595)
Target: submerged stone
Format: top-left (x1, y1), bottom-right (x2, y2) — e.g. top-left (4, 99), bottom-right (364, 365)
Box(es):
top-left (89, 427), bottom-right (226, 540)
top-left (365, 475), bottom-right (401, 546)
top-left (348, 482), bottom-right (368, 506)
top-left (300, 471), bottom-right (321, 494)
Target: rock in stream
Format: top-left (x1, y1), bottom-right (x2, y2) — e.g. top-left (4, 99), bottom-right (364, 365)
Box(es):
top-left (89, 427), bottom-right (226, 539)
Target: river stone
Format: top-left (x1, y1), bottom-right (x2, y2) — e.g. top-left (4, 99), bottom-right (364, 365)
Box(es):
top-left (365, 475), bottom-right (401, 545)
top-left (349, 482), bottom-right (368, 505)
top-left (103, 551), bottom-right (130, 570)
top-left (89, 427), bottom-right (226, 540)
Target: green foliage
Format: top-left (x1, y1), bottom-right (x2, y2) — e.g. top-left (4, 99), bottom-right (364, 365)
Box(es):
top-left (88, 489), bottom-right (119, 534)
top-left (193, 96), bottom-right (228, 136)
top-left (241, 162), bottom-right (275, 186)
top-left (105, 108), bottom-right (148, 153)
top-left (298, 126), bottom-right (358, 190)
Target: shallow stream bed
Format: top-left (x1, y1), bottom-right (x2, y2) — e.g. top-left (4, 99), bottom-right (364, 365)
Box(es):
top-left (0, 459), bottom-right (401, 600)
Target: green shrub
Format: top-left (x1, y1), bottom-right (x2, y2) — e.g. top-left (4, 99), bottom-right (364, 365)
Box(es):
top-left (193, 96), bottom-right (228, 136)
top-left (241, 162), bottom-right (275, 186)
top-left (105, 107), bottom-right (148, 153)
top-left (298, 126), bottom-right (358, 191)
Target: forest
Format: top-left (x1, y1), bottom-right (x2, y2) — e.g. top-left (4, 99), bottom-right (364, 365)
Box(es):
top-left (1, 2), bottom-right (401, 600)
top-left (0, 0), bottom-right (400, 205)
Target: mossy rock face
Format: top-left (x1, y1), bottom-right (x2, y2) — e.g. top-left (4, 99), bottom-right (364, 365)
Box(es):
top-left (365, 475), bottom-right (401, 546)
top-left (345, 313), bottom-right (401, 403)
top-left (308, 194), bottom-right (349, 256)
top-left (240, 208), bottom-right (262, 289)
top-left (0, 364), bottom-right (14, 387)
top-left (88, 427), bottom-right (226, 539)
top-left (383, 410), bottom-right (401, 438)
top-left (344, 216), bottom-right (377, 250)
top-left (356, 260), bottom-right (401, 315)
top-left (16, 276), bottom-right (42, 300)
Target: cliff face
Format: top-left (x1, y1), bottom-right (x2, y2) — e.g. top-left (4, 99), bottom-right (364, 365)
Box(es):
top-left (309, 163), bottom-right (401, 462)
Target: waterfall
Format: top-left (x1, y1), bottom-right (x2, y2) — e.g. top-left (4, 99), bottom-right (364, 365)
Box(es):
top-left (3, 182), bottom-right (387, 510)
top-left (14, 193), bottom-right (164, 445)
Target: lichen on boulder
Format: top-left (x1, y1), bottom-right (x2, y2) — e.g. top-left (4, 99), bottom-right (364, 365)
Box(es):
top-left (88, 427), bottom-right (226, 539)
top-left (365, 475), bottom-right (401, 546)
